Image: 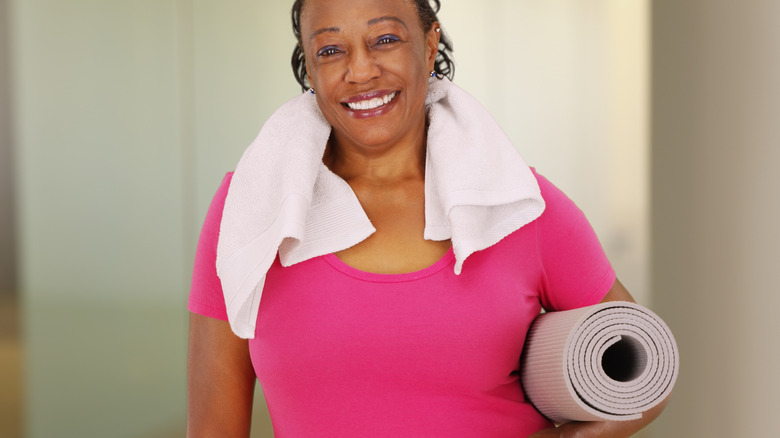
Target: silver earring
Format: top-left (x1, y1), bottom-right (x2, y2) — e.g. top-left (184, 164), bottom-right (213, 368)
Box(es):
top-left (430, 70), bottom-right (438, 79)
top-left (309, 88), bottom-right (315, 95)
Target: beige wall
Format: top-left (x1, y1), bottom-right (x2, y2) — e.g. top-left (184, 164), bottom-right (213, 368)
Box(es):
top-left (650, 1), bottom-right (780, 436)
top-left (441, 0), bottom-right (650, 303)
top-left (0, 0), bottom-right (16, 297)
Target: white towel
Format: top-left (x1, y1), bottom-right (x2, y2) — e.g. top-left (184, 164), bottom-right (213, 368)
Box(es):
top-left (216, 77), bottom-right (545, 339)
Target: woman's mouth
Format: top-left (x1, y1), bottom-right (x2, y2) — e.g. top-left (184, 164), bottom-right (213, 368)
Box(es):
top-left (343, 92), bottom-right (398, 111)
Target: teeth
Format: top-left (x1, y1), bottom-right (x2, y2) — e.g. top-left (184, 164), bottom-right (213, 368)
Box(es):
top-left (347, 92), bottom-right (397, 111)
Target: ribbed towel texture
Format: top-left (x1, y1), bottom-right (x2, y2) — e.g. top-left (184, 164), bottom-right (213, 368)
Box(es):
top-left (216, 78), bottom-right (545, 338)
top-left (521, 301), bottom-right (679, 423)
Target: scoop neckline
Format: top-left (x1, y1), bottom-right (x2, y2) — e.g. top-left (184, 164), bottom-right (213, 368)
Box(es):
top-left (322, 248), bottom-right (455, 283)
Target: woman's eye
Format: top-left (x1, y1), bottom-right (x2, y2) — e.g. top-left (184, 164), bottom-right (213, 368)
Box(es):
top-left (376, 35), bottom-right (400, 45)
top-left (317, 46), bottom-right (341, 57)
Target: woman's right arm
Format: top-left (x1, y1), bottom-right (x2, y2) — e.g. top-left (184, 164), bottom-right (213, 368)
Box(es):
top-left (187, 172), bottom-right (255, 436)
top-left (187, 312), bottom-right (256, 438)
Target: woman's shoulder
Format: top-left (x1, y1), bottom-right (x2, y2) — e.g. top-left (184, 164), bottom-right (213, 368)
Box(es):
top-left (528, 167), bottom-right (581, 218)
top-left (187, 171), bottom-right (235, 321)
top-left (527, 167), bottom-right (615, 310)
top-left (200, 171), bottom-right (235, 230)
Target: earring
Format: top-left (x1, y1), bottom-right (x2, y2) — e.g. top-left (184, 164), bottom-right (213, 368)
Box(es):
top-left (309, 88), bottom-right (315, 95)
top-left (430, 70), bottom-right (438, 79)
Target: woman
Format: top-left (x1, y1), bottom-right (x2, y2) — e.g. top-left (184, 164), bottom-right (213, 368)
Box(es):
top-left (187, 0), bottom-right (667, 436)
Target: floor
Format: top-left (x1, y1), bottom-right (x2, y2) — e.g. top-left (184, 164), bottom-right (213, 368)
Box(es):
top-left (0, 294), bottom-right (22, 438)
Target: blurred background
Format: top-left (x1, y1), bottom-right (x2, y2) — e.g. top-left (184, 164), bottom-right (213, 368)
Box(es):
top-left (0, 0), bottom-right (778, 437)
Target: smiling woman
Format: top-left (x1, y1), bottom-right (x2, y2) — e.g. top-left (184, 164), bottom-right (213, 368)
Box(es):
top-left (302, 0), bottom-right (440, 158)
top-left (185, 1), bottom-right (665, 437)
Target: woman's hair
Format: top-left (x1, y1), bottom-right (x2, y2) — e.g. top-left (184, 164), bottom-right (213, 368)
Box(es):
top-left (291, 0), bottom-right (455, 91)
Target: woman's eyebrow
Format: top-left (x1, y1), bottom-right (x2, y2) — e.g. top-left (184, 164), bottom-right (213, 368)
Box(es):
top-left (367, 16), bottom-right (409, 30)
top-left (308, 17), bottom-right (407, 44)
top-left (309, 27), bottom-right (340, 43)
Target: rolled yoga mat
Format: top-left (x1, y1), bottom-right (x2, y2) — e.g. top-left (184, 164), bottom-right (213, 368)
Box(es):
top-left (520, 301), bottom-right (678, 424)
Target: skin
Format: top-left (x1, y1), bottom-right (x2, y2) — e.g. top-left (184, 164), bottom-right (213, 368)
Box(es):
top-left (187, 0), bottom-right (667, 436)
top-left (187, 313), bottom-right (255, 437)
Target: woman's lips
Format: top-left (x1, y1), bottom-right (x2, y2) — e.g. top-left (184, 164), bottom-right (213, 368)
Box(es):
top-left (343, 91), bottom-right (398, 111)
top-left (341, 90), bottom-right (399, 118)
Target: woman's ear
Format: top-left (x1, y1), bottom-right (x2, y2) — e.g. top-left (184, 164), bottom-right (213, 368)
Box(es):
top-left (426, 22), bottom-right (441, 70)
top-left (303, 47), bottom-right (313, 87)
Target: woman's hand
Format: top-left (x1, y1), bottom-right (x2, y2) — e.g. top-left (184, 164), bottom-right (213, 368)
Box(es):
top-left (527, 420), bottom-right (634, 438)
top-left (527, 405), bottom-right (668, 438)
top-left (527, 421), bottom-right (595, 438)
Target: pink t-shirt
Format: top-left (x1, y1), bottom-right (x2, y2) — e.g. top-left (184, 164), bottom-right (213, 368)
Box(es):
top-left (189, 170), bottom-right (615, 437)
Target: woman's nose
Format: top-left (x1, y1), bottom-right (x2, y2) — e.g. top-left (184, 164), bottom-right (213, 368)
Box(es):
top-left (345, 47), bottom-right (380, 84)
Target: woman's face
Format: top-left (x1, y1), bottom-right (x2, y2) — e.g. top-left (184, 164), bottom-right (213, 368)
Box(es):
top-left (300, 0), bottom-right (439, 151)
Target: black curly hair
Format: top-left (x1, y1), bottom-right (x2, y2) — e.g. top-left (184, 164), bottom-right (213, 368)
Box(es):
top-left (290, 0), bottom-right (455, 92)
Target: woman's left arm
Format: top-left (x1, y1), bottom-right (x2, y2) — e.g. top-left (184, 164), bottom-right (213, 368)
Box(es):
top-left (528, 278), bottom-right (670, 438)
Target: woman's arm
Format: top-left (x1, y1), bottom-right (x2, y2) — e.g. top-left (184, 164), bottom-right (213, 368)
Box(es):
top-left (528, 279), bottom-right (670, 438)
top-left (187, 312), bottom-right (256, 438)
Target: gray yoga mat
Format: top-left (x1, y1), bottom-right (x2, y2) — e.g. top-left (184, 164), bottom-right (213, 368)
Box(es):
top-left (521, 301), bottom-right (679, 423)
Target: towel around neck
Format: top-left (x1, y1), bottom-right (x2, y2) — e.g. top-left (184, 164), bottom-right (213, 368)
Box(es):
top-left (216, 77), bottom-right (545, 339)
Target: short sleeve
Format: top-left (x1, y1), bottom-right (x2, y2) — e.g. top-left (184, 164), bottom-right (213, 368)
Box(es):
top-left (188, 172), bottom-right (234, 321)
top-left (533, 170), bottom-right (615, 311)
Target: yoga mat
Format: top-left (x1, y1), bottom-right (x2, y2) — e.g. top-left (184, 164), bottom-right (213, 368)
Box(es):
top-left (520, 301), bottom-right (678, 424)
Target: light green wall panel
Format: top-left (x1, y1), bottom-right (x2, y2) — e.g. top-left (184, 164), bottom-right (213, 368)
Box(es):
top-left (189, 1), bottom-right (298, 235)
top-left (12, 1), bottom-right (189, 436)
top-left (13, 0), bottom-right (187, 305)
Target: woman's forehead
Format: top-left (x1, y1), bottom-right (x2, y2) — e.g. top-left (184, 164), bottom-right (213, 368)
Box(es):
top-left (300, 0), bottom-right (419, 32)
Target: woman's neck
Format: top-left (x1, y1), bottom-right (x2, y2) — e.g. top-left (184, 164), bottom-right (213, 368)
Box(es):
top-left (324, 130), bottom-right (427, 186)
